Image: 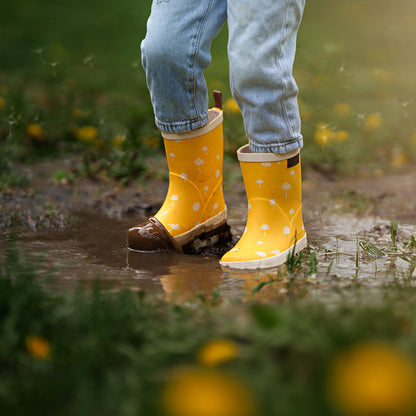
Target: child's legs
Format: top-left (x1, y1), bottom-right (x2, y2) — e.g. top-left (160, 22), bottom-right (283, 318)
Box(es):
top-left (228, 0), bottom-right (305, 154)
top-left (141, 0), bottom-right (227, 134)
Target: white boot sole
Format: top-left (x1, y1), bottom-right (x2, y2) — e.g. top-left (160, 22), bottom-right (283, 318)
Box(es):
top-left (220, 234), bottom-right (307, 271)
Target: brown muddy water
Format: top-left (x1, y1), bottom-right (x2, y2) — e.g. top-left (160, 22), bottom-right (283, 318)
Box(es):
top-left (2, 204), bottom-right (416, 302)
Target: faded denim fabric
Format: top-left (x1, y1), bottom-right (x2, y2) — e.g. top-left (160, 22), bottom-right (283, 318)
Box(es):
top-left (141, 0), bottom-right (305, 153)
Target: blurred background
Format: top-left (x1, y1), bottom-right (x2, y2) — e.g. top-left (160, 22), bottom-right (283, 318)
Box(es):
top-left (1, 0), bottom-right (416, 189)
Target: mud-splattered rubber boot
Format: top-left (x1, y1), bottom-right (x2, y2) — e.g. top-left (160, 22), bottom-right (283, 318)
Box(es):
top-left (220, 144), bottom-right (307, 270)
top-left (128, 93), bottom-right (228, 252)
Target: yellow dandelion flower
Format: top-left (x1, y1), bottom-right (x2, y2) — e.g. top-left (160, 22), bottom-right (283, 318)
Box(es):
top-left (25, 335), bottom-right (51, 360)
top-left (314, 122), bottom-right (335, 146)
top-left (327, 342), bottom-right (416, 416)
top-left (335, 130), bottom-right (350, 142)
top-left (332, 103), bottom-right (352, 116)
top-left (198, 339), bottom-right (238, 367)
top-left (364, 113), bottom-right (383, 132)
top-left (224, 97), bottom-right (240, 114)
top-left (0, 96), bottom-right (6, 110)
top-left (112, 135), bottom-right (126, 148)
top-left (142, 135), bottom-right (160, 148)
top-left (390, 148), bottom-right (408, 168)
top-left (26, 123), bottom-right (45, 141)
top-left (372, 68), bottom-right (393, 83)
top-left (76, 125), bottom-right (98, 143)
top-left (163, 367), bottom-right (257, 416)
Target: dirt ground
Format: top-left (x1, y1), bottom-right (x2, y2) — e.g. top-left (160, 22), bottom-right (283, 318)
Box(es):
top-left (1, 157), bottom-right (415, 233)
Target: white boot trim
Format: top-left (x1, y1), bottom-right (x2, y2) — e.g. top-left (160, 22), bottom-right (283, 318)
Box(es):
top-left (162, 109), bottom-right (223, 141)
top-left (220, 234), bottom-right (307, 271)
top-left (174, 208), bottom-right (227, 246)
top-left (237, 144), bottom-right (300, 163)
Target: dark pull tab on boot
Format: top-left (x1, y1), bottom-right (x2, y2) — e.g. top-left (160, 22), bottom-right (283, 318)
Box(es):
top-left (213, 90), bottom-right (223, 110)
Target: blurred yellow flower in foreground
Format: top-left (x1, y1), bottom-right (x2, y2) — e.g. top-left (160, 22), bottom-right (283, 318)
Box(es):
top-left (327, 342), bottom-right (416, 416)
top-left (112, 135), bottom-right (126, 148)
top-left (76, 125), bottom-right (98, 143)
top-left (26, 123), bottom-right (45, 141)
top-left (25, 335), bottom-right (51, 360)
top-left (364, 113), bottom-right (383, 132)
top-left (198, 339), bottom-right (238, 367)
top-left (314, 123), bottom-right (335, 146)
top-left (411, 133), bottom-right (416, 147)
top-left (0, 96), bottom-right (6, 110)
top-left (163, 367), bottom-right (257, 416)
top-left (224, 97), bottom-right (240, 114)
top-left (333, 103), bottom-right (352, 116)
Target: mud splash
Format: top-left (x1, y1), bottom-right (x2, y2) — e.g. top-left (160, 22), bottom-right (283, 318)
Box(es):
top-left (2, 207), bottom-right (415, 302)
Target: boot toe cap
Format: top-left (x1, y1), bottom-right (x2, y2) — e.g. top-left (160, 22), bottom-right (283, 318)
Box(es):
top-left (127, 217), bottom-right (182, 252)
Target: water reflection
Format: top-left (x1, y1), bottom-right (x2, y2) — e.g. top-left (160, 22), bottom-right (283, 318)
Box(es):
top-left (2, 211), bottom-right (415, 302)
top-left (127, 250), bottom-right (223, 302)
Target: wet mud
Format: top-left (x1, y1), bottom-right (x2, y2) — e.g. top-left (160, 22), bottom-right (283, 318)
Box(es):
top-left (1, 158), bottom-right (415, 302)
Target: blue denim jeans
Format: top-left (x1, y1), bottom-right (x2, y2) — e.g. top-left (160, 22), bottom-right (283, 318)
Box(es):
top-left (141, 0), bottom-right (305, 154)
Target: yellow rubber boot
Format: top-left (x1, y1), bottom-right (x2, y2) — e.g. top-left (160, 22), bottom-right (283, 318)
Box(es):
top-left (127, 102), bottom-right (227, 251)
top-left (220, 144), bottom-right (307, 270)
top-left (155, 110), bottom-right (227, 244)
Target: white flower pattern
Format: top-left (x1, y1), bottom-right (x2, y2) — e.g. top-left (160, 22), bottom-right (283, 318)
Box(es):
top-left (170, 195), bottom-right (179, 206)
top-left (282, 182), bottom-right (291, 197)
top-left (260, 224), bottom-right (270, 236)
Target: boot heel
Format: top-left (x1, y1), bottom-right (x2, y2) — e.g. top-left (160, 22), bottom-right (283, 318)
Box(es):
top-left (183, 222), bottom-right (232, 255)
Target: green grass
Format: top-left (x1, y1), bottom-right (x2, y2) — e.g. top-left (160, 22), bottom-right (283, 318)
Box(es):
top-left (3, 234), bottom-right (416, 416)
top-left (1, 0), bottom-right (416, 190)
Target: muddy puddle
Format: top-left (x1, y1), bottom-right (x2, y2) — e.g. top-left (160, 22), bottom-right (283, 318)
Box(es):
top-left (1, 204), bottom-right (416, 302)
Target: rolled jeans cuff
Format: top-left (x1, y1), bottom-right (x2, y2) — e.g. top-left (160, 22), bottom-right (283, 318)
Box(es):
top-left (249, 136), bottom-right (303, 154)
top-left (155, 114), bottom-right (209, 134)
